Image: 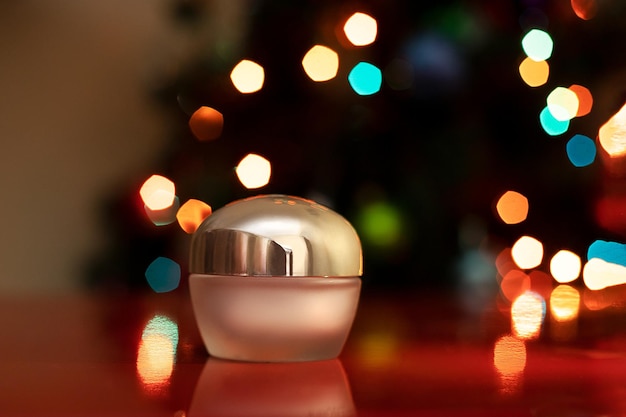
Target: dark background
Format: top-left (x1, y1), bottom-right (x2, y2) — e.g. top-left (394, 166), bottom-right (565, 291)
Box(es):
top-left (85, 0), bottom-right (626, 295)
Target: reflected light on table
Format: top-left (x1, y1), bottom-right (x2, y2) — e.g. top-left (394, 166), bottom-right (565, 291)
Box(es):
top-left (550, 285), bottom-right (580, 322)
top-left (188, 358), bottom-right (355, 417)
top-left (136, 314), bottom-right (179, 395)
top-left (493, 335), bottom-right (526, 395)
top-left (511, 291), bottom-right (545, 340)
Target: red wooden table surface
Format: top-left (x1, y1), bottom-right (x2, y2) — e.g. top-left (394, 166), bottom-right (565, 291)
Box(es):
top-left (1, 285), bottom-right (626, 416)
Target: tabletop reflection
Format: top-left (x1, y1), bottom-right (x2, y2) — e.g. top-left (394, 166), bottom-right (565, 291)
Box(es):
top-left (188, 358), bottom-right (355, 417)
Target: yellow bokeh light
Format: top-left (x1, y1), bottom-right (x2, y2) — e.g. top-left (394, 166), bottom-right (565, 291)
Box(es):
top-left (140, 175), bottom-right (176, 211)
top-left (176, 199), bottom-right (212, 234)
top-left (511, 236), bottom-right (544, 270)
top-left (343, 12), bottom-right (378, 46)
top-left (302, 45), bottom-right (339, 82)
top-left (230, 59), bottom-right (265, 94)
top-left (496, 190), bottom-right (529, 224)
top-left (569, 84), bottom-right (593, 117)
top-left (518, 57), bottom-right (549, 87)
top-left (236, 153), bottom-right (272, 189)
top-left (549, 250), bottom-right (581, 284)
top-left (493, 335), bottom-right (526, 376)
top-left (598, 103), bottom-right (626, 158)
top-left (511, 291), bottom-right (544, 340)
top-left (583, 257), bottom-right (626, 290)
top-left (137, 334), bottom-right (174, 388)
top-left (547, 87), bottom-right (579, 122)
top-left (550, 285), bottom-right (580, 322)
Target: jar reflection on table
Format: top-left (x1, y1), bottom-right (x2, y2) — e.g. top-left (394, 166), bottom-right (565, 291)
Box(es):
top-left (188, 358), bottom-right (356, 417)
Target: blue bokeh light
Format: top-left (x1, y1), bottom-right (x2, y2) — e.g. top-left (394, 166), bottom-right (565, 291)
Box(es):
top-left (348, 62), bottom-right (383, 96)
top-left (566, 134), bottom-right (596, 167)
top-left (587, 240), bottom-right (626, 267)
top-left (145, 257), bottom-right (181, 293)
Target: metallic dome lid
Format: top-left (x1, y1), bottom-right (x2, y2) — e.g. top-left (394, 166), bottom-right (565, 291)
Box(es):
top-left (189, 195), bottom-right (362, 277)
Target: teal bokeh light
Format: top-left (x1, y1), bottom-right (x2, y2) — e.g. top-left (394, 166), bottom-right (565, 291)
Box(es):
top-left (566, 134), bottom-right (596, 167)
top-left (145, 256), bottom-right (181, 293)
top-left (348, 62), bottom-right (383, 96)
top-left (142, 314), bottom-right (179, 353)
top-left (539, 106), bottom-right (569, 136)
top-left (588, 240), bottom-right (626, 268)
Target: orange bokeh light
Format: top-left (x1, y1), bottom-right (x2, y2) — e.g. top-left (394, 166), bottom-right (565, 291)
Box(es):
top-left (137, 334), bottom-right (174, 389)
top-left (518, 57), bottom-right (549, 87)
top-left (571, 0), bottom-right (598, 20)
top-left (189, 106), bottom-right (224, 141)
top-left (493, 335), bottom-right (526, 376)
top-left (176, 199), bottom-right (212, 234)
top-left (568, 84), bottom-right (593, 117)
top-left (140, 175), bottom-right (176, 211)
top-left (496, 191), bottom-right (529, 225)
top-left (500, 269), bottom-right (531, 302)
top-left (599, 103), bottom-right (626, 158)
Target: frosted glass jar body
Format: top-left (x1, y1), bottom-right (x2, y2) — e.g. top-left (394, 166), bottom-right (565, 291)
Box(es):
top-left (189, 274), bottom-right (361, 362)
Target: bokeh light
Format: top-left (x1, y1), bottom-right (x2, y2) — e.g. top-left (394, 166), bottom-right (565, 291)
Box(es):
top-left (302, 45), bottom-right (339, 82)
top-left (521, 29), bottom-right (553, 62)
top-left (176, 199), bottom-right (212, 234)
top-left (343, 12), bottom-right (378, 46)
top-left (518, 57), bottom-right (549, 87)
top-left (598, 103), bottom-right (626, 158)
top-left (145, 257), bottom-right (181, 293)
top-left (493, 335), bottom-right (526, 376)
top-left (236, 153), bottom-right (272, 189)
top-left (144, 196), bottom-right (180, 226)
top-left (230, 59), bottom-right (265, 93)
top-left (550, 250), bottom-right (581, 283)
top-left (136, 315), bottom-right (178, 392)
top-left (569, 84), bottom-right (593, 117)
top-left (348, 62), bottom-right (382, 96)
top-left (550, 285), bottom-right (580, 322)
top-left (583, 258), bottom-right (626, 290)
top-left (571, 0), bottom-right (598, 20)
top-left (188, 106), bottom-right (224, 141)
top-left (356, 200), bottom-right (403, 250)
top-left (511, 236), bottom-right (544, 270)
top-left (566, 134), bottom-right (596, 167)
top-left (587, 239), bottom-right (626, 267)
top-left (140, 175), bottom-right (176, 211)
top-left (495, 190), bottom-right (529, 225)
top-left (547, 87), bottom-right (579, 121)
top-left (500, 269), bottom-right (531, 302)
top-left (511, 291), bottom-right (545, 340)
top-left (539, 106), bottom-right (570, 136)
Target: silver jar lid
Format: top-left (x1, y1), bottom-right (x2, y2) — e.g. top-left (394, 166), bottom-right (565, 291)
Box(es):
top-left (189, 195), bottom-right (362, 277)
